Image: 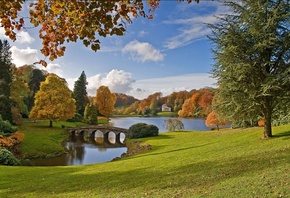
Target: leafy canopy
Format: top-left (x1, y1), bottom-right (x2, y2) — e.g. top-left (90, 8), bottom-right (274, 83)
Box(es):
top-left (29, 74), bottom-right (76, 127)
top-left (94, 85), bottom-right (116, 118)
top-left (0, 0), bottom-right (199, 66)
top-left (209, 0), bottom-right (290, 138)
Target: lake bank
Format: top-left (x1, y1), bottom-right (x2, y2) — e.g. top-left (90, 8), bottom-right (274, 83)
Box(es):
top-left (1, 124), bottom-right (289, 197)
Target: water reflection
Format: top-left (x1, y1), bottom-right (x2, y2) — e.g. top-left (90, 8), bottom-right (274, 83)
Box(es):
top-left (22, 134), bottom-right (127, 166)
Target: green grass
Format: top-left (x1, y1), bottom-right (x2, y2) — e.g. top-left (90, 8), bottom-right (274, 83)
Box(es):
top-left (157, 111), bottom-right (178, 117)
top-left (18, 120), bottom-right (86, 159)
top-left (0, 123), bottom-right (289, 197)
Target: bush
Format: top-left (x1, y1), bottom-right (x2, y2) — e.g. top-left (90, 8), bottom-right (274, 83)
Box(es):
top-left (0, 148), bottom-right (20, 166)
top-left (67, 113), bottom-right (83, 122)
top-left (84, 104), bottom-right (98, 125)
top-left (128, 123), bottom-right (159, 138)
top-left (0, 115), bottom-right (18, 137)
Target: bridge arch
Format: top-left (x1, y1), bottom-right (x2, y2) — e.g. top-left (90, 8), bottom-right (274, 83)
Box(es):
top-left (66, 126), bottom-right (128, 145)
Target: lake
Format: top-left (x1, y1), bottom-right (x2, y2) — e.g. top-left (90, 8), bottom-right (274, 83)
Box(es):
top-left (22, 117), bottom-right (213, 166)
top-left (110, 117), bottom-right (212, 132)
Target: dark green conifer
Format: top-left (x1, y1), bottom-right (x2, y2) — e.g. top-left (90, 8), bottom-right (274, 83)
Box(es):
top-left (209, 0), bottom-right (290, 138)
top-left (0, 40), bottom-right (13, 122)
top-left (73, 71), bottom-right (88, 116)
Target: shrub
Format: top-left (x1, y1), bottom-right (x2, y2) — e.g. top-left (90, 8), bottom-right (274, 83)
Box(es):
top-left (0, 131), bottom-right (25, 148)
top-left (11, 107), bottom-right (23, 125)
top-left (84, 104), bottom-right (98, 125)
top-left (0, 115), bottom-right (18, 137)
top-left (0, 148), bottom-right (20, 166)
top-left (128, 123), bottom-right (159, 138)
top-left (164, 118), bottom-right (184, 132)
top-left (67, 113), bottom-right (83, 122)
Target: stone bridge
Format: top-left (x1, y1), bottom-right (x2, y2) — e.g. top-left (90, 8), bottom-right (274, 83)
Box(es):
top-left (66, 125), bottom-right (129, 144)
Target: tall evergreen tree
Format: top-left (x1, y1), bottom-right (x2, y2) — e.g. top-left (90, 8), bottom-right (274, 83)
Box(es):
top-left (0, 40), bottom-right (13, 122)
top-left (210, 0), bottom-right (290, 138)
top-left (73, 71), bottom-right (88, 116)
top-left (27, 68), bottom-right (46, 111)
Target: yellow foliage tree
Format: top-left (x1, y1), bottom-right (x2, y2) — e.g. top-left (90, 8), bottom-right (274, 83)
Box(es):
top-left (94, 86), bottom-right (116, 118)
top-left (29, 74), bottom-right (76, 127)
top-left (205, 111), bottom-right (228, 130)
top-left (0, 0), bottom-right (200, 65)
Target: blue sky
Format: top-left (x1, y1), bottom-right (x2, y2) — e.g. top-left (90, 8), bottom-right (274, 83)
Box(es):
top-left (0, 1), bottom-right (230, 99)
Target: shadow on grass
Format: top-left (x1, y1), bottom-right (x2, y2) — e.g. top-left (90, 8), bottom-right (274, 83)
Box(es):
top-left (274, 130), bottom-right (290, 140)
top-left (2, 143), bottom-right (289, 198)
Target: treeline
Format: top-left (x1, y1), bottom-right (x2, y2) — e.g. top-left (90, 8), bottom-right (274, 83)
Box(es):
top-left (113, 88), bottom-right (215, 118)
top-left (0, 39), bottom-right (118, 129)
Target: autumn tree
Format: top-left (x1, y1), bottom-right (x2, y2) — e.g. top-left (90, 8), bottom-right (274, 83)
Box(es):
top-left (178, 92), bottom-right (200, 117)
top-left (198, 90), bottom-right (213, 116)
top-left (209, 0), bottom-right (290, 138)
top-left (0, 0), bottom-right (201, 65)
top-left (0, 39), bottom-right (13, 123)
top-left (94, 86), bottom-right (116, 118)
top-left (73, 71), bottom-right (88, 116)
top-left (205, 111), bottom-right (228, 130)
top-left (29, 74), bottom-right (76, 127)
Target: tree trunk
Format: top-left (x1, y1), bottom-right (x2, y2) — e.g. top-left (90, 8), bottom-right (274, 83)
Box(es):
top-left (49, 120), bottom-right (53, 127)
top-left (263, 117), bottom-right (272, 139)
top-left (263, 99), bottom-right (273, 139)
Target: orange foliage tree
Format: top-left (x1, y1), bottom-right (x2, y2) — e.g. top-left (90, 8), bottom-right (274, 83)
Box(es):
top-left (94, 86), bottom-right (116, 118)
top-left (205, 111), bottom-right (228, 130)
top-left (198, 91), bottom-right (213, 116)
top-left (178, 93), bottom-right (200, 117)
top-left (0, 0), bottom-right (200, 65)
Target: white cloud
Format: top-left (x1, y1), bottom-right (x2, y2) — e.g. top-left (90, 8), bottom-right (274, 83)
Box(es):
top-left (16, 31), bottom-right (35, 44)
top-left (86, 74), bottom-right (103, 96)
top-left (44, 63), bottom-right (64, 77)
top-left (67, 70), bottom-right (135, 96)
top-left (0, 27), bottom-right (34, 44)
top-left (129, 73), bottom-right (217, 100)
top-left (163, 3), bottom-right (230, 49)
top-left (10, 46), bottom-right (38, 66)
top-left (102, 69), bottom-right (135, 93)
top-left (122, 40), bottom-right (165, 63)
top-left (67, 71), bottom-right (216, 100)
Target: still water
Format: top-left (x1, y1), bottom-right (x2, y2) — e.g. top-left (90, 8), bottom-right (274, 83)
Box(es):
top-left (23, 117), bottom-right (212, 166)
top-left (110, 117), bottom-right (212, 132)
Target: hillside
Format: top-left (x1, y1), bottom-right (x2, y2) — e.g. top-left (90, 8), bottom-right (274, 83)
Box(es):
top-left (0, 125), bottom-right (289, 197)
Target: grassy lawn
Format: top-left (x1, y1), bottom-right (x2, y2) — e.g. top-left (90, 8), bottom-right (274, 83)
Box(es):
top-left (18, 120), bottom-right (87, 159)
top-left (157, 112), bottom-right (178, 117)
top-left (0, 123), bottom-right (289, 197)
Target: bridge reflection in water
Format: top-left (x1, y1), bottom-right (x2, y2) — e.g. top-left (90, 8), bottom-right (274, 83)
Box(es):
top-left (67, 125), bottom-right (129, 146)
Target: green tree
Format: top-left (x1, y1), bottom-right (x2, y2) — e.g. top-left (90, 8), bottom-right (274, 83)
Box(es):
top-left (27, 68), bottom-right (47, 111)
top-left (10, 66), bottom-right (30, 114)
top-left (84, 103), bottom-right (98, 125)
top-left (94, 86), bottom-right (116, 118)
top-left (29, 74), bottom-right (76, 127)
top-left (209, 0), bottom-right (290, 138)
top-left (0, 39), bottom-right (13, 123)
top-left (73, 71), bottom-right (88, 116)
top-left (0, 0), bottom-right (199, 65)
top-left (164, 118), bottom-right (184, 132)
top-left (10, 66), bottom-right (30, 124)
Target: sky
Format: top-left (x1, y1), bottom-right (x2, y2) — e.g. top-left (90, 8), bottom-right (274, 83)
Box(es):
top-left (0, 1), bottom-right (230, 100)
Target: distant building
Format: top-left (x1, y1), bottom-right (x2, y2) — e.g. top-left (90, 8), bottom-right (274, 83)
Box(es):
top-left (162, 104), bottom-right (171, 112)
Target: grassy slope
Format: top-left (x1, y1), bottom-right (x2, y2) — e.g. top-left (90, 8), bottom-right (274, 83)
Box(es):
top-left (18, 121), bottom-right (86, 159)
top-left (0, 124), bottom-right (289, 197)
